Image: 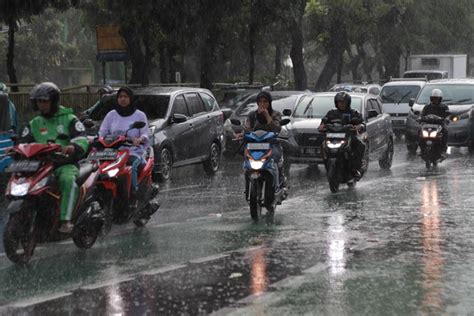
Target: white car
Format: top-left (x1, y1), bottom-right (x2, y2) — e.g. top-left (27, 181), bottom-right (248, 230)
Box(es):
top-left (380, 79), bottom-right (426, 137)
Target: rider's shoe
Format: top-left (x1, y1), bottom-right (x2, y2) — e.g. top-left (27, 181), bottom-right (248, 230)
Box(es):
top-left (58, 221), bottom-right (74, 234)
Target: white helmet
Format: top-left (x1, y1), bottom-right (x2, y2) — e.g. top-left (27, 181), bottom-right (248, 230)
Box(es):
top-left (431, 89), bottom-right (443, 98)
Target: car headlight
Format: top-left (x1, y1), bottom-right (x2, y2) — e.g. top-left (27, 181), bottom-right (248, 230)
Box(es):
top-left (279, 126), bottom-right (291, 139)
top-left (11, 181), bottom-right (29, 197)
top-left (453, 111), bottom-right (471, 121)
top-left (249, 159), bottom-right (264, 170)
top-left (31, 177), bottom-right (49, 192)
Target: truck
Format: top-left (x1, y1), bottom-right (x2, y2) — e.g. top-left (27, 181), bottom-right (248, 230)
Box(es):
top-left (401, 54), bottom-right (467, 79)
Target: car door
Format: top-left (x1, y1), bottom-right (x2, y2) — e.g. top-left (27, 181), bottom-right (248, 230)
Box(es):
top-left (366, 98), bottom-right (384, 152)
top-left (184, 92), bottom-right (209, 159)
top-left (169, 94), bottom-right (193, 162)
top-left (199, 92), bottom-right (221, 148)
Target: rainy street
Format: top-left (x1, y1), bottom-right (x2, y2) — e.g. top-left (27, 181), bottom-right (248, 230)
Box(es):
top-left (0, 140), bottom-right (473, 314)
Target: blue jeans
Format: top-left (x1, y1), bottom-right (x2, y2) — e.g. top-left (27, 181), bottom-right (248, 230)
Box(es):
top-left (128, 155), bottom-right (144, 193)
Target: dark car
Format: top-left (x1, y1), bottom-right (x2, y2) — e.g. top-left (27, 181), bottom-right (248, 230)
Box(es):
top-left (279, 92), bottom-right (394, 171)
top-left (82, 87), bottom-right (228, 181)
top-left (222, 91), bottom-right (307, 156)
top-left (405, 79), bottom-right (474, 154)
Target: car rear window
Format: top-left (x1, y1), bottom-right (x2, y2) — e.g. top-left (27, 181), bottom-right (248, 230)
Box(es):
top-left (416, 84), bottom-right (474, 105)
top-left (380, 85), bottom-right (421, 104)
top-left (135, 95), bottom-right (170, 120)
top-left (293, 95), bottom-right (362, 118)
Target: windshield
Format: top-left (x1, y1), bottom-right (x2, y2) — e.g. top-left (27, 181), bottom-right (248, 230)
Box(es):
top-left (380, 85), bottom-right (421, 104)
top-left (236, 94), bottom-right (296, 116)
top-left (416, 84), bottom-right (474, 105)
top-left (293, 95), bottom-right (362, 118)
top-left (136, 95), bottom-right (170, 120)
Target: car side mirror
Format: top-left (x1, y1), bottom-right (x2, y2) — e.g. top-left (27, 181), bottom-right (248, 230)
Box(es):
top-left (282, 109), bottom-right (292, 117)
top-left (221, 108), bottom-right (232, 120)
top-left (280, 118), bottom-right (291, 126)
top-left (83, 119), bottom-right (95, 128)
top-left (170, 113), bottom-right (187, 124)
top-left (230, 119), bottom-right (241, 126)
top-left (367, 110), bottom-right (378, 119)
top-left (408, 98), bottom-right (415, 107)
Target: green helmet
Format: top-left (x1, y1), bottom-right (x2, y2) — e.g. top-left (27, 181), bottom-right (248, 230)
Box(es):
top-left (0, 82), bottom-right (9, 93)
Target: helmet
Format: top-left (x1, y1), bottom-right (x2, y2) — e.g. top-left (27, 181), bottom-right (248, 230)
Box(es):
top-left (30, 82), bottom-right (61, 114)
top-left (0, 82), bottom-right (9, 93)
top-left (334, 91), bottom-right (351, 109)
top-left (430, 88), bottom-right (443, 105)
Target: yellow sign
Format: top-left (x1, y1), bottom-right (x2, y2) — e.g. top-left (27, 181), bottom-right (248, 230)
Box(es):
top-left (96, 25), bottom-right (127, 52)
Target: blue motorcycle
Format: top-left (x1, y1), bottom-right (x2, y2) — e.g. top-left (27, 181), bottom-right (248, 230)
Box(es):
top-left (0, 131), bottom-right (14, 172)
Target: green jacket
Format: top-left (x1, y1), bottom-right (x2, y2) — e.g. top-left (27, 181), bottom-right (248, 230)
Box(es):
top-left (21, 106), bottom-right (89, 159)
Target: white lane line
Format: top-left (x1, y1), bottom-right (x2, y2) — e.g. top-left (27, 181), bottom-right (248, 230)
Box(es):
top-left (160, 184), bottom-right (202, 193)
top-left (5, 292), bottom-right (72, 308)
top-left (140, 264), bottom-right (187, 276)
top-left (79, 276), bottom-right (135, 290)
top-left (189, 253), bottom-right (230, 264)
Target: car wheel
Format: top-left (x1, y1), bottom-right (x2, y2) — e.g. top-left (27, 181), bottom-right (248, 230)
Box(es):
top-left (203, 142), bottom-right (221, 175)
top-left (379, 138), bottom-right (393, 169)
top-left (155, 147), bottom-right (172, 182)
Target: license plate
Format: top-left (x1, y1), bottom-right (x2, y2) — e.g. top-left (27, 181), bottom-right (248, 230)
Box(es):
top-left (88, 149), bottom-right (118, 161)
top-left (302, 148), bottom-right (318, 155)
top-left (247, 143), bottom-right (270, 150)
top-left (5, 160), bottom-right (41, 173)
top-left (326, 133), bottom-right (346, 139)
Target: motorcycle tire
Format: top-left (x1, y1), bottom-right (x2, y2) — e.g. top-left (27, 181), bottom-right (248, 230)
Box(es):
top-left (72, 203), bottom-right (101, 249)
top-left (249, 181), bottom-right (262, 223)
top-left (3, 211), bottom-right (37, 265)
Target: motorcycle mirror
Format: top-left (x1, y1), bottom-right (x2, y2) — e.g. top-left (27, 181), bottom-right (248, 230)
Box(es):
top-left (130, 121), bottom-right (146, 129)
top-left (282, 109), bottom-right (292, 116)
top-left (281, 118), bottom-right (291, 126)
top-left (230, 119), bottom-right (241, 126)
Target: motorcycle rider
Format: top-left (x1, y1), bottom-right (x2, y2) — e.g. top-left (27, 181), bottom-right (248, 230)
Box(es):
top-left (98, 86), bottom-right (149, 209)
top-left (420, 88), bottom-right (450, 157)
top-left (239, 91), bottom-right (286, 189)
top-left (319, 91), bottom-right (367, 179)
top-left (20, 82), bottom-right (89, 233)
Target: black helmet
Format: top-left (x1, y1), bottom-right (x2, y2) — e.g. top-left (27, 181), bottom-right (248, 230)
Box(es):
top-left (334, 91), bottom-right (351, 109)
top-left (98, 85), bottom-right (114, 97)
top-left (30, 82), bottom-right (60, 114)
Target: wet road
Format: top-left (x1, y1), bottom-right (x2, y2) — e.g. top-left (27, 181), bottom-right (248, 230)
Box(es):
top-left (1, 141), bottom-right (474, 314)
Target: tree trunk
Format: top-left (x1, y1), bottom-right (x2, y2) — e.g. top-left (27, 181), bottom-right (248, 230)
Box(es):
top-left (6, 17), bottom-right (19, 92)
top-left (248, 20), bottom-right (257, 85)
top-left (274, 41), bottom-right (282, 79)
top-left (289, 20), bottom-right (307, 91)
top-left (159, 42), bottom-right (169, 83)
top-left (168, 45), bottom-right (177, 84)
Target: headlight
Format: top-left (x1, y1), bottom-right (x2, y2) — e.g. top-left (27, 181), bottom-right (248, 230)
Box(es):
top-left (279, 126), bottom-right (291, 139)
top-left (429, 131), bottom-right (439, 138)
top-left (422, 130), bottom-right (430, 138)
top-left (103, 152), bottom-right (126, 172)
top-left (11, 181), bottom-right (29, 197)
top-left (249, 159), bottom-right (264, 170)
top-left (106, 168), bottom-right (120, 178)
top-left (326, 140), bottom-right (344, 149)
top-left (31, 177), bottom-right (49, 192)
top-left (454, 112), bottom-right (471, 121)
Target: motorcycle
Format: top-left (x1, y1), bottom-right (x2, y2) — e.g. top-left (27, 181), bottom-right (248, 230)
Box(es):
top-left (88, 121), bottom-right (160, 229)
top-left (321, 119), bottom-right (367, 193)
top-left (417, 114), bottom-right (448, 170)
top-left (3, 136), bottom-right (104, 264)
top-left (231, 119), bottom-right (289, 223)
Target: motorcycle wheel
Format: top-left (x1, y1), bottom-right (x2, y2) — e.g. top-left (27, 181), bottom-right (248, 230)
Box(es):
top-left (326, 160), bottom-right (339, 193)
top-left (3, 211), bottom-right (37, 265)
top-left (72, 203), bottom-right (101, 249)
top-left (249, 181), bottom-right (262, 222)
top-left (133, 217), bottom-right (150, 227)
top-left (425, 161), bottom-right (431, 170)
top-left (347, 180), bottom-right (357, 189)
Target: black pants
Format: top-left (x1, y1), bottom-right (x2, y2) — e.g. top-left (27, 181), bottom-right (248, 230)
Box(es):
top-left (351, 136), bottom-right (366, 172)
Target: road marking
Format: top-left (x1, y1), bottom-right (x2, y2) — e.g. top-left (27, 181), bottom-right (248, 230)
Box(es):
top-left (79, 276), bottom-right (135, 290)
top-left (160, 184), bottom-right (202, 193)
top-left (189, 253), bottom-right (230, 264)
top-left (4, 292), bottom-right (72, 309)
top-left (140, 264), bottom-right (187, 276)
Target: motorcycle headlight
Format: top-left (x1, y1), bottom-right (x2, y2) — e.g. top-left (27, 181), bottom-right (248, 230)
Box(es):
top-left (326, 140), bottom-right (345, 149)
top-left (422, 130), bottom-right (430, 138)
top-left (11, 181), bottom-right (29, 197)
top-left (249, 159), bottom-right (264, 170)
top-left (429, 130), bottom-right (439, 138)
top-left (31, 177), bottom-right (49, 192)
top-left (106, 168), bottom-right (120, 178)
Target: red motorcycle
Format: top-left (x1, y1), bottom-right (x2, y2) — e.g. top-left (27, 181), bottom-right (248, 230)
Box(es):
top-left (3, 138), bottom-right (104, 264)
top-left (88, 121), bottom-right (159, 229)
